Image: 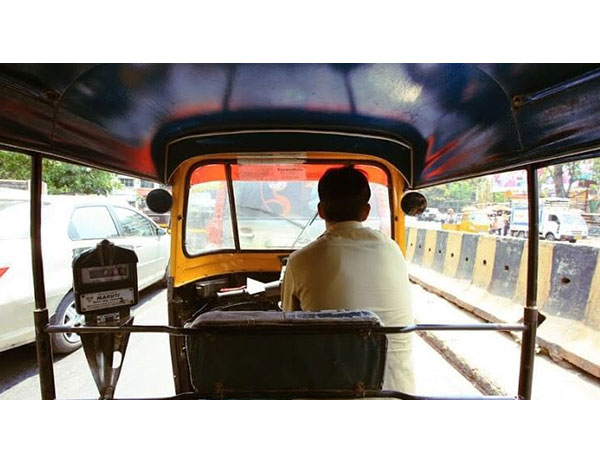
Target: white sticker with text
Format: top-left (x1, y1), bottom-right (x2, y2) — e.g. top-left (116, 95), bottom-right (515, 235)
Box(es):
top-left (80, 288), bottom-right (135, 312)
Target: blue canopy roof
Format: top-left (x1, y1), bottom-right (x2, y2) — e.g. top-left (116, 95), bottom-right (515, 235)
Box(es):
top-left (1, 63), bottom-right (599, 188)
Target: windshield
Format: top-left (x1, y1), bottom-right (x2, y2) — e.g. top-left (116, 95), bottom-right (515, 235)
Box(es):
top-left (556, 213), bottom-right (586, 225)
top-left (185, 162), bottom-right (392, 255)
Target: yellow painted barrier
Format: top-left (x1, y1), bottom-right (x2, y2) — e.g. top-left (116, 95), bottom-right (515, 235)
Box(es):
top-left (443, 231), bottom-right (463, 279)
top-left (422, 229), bottom-right (437, 268)
top-left (471, 235), bottom-right (496, 289)
top-left (514, 242), bottom-right (553, 307)
top-left (405, 227), bottom-right (418, 262)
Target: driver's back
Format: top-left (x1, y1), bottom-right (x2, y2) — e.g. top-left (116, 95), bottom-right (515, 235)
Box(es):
top-left (281, 220), bottom-right (414, 393)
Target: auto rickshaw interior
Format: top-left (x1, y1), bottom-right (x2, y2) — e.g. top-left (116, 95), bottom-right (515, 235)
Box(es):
top-left (2, 64), bottom-right (600, 399)
top-left (160, 153), bottom-right (412, 395)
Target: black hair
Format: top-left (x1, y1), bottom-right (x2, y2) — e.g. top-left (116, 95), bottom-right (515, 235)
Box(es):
top-left (318, 165), bottom-right (371, 222)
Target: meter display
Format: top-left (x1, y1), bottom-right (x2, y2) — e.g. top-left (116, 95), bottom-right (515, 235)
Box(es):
top-left (81, 264), bottom-right (130, 284)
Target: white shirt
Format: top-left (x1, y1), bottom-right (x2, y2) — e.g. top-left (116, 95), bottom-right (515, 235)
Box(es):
top-left (282, 220), bottom-right (415, 393)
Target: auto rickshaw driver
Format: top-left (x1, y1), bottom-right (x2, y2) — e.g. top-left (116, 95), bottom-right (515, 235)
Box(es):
top-left (281, 165), bottom-right (415, 393)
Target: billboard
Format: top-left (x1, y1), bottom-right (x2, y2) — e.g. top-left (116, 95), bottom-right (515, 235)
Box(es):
top-left (490, 171), bottom-right (527, 193)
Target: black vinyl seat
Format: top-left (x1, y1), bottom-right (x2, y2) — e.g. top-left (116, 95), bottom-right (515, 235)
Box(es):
top-left (184, 310), bottom-right (387, 398)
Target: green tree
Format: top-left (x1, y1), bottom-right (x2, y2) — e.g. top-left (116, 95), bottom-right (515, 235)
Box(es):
top-left (0, 150), bottom-right (30, 180)
top-left (421, 178), bottom-right (482, 211)
top-left (0, 150), bottom-right (120, 195)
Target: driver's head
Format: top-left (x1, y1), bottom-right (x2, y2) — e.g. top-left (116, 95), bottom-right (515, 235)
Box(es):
top-left (317, 165), bottom-right (371, 222)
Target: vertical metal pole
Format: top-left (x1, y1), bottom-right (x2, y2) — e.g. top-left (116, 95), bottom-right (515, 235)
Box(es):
top-left (30, 153), bottom-right (56, 400)
top-left (518, 165), bottom-right (539, 400)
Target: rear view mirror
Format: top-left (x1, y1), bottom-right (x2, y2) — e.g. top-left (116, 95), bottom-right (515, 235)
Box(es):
top-left (146, 189), bottom-right (173, 214)
top-left (401, 192), bottom-right (427, 216)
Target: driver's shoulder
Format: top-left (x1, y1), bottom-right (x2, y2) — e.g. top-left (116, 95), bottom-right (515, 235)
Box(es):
top-left (287, 236), bottom-right (328, 265)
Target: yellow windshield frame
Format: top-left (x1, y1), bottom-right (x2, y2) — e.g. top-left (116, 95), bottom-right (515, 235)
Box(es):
top-left (169, 152), bottom-right (407, 288)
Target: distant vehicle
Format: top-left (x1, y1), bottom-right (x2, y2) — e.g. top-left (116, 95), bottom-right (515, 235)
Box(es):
top-left (509, 199), bottom-right (589, 242)
top-left (581, 213), bottom-right (600, 237)
top-left (419, 207), bottom-right (442, 222)
top-left (442, 211), bottom-right (490, 234)
top-left (0, 195), bottom-right (170, 353)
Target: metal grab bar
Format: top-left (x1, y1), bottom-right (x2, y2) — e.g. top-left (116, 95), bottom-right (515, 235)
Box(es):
top-left (46, 322), bottom-right (526, 336)
top-left (111, 390), bottom-right (517, 401)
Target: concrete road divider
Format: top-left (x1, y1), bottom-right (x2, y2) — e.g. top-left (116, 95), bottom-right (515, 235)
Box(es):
top-left (472, 235), bottom-right (496, 290)
top-left (456, 233), bottom-right (479, 281)
top-left (443, 231), bottom-right (463, 279)
top-left (405, 227), bottom-right (600, 378)
top-left (542, 244), bottom-right (599, 322)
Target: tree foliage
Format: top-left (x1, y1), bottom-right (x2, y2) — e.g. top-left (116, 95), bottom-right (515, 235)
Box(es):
top-left (420, 177), bottom-right (495, 212)
top-left (0, 150), bottom-right (120, 195)
top-left (0, 150), bottom-right (30, 180)
top-left (539, 162), bottom-right (584, 198)
top-left (421, 158), bottom-right (600, 211)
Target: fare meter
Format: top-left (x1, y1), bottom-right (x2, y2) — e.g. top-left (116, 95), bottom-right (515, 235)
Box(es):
top-left (73, 239), bottom-right (138, 324)
top-left (72, 239), bottom-right (139, 399)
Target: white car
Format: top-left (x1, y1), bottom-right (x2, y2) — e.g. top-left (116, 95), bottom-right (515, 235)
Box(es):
top-left (0, 195), bottom-right (170, 353)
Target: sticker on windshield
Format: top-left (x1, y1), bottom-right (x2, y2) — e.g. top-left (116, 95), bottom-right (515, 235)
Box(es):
top-left (80, 288), bottom-right (135, 312)
top-left (236, 164), bottom-right (308, 181)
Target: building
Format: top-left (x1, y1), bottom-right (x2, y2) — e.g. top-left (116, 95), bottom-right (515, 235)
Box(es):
top-left (113, 175), bottom-right (171, 227)
top-left (113, 175), bottom-right (162, 209)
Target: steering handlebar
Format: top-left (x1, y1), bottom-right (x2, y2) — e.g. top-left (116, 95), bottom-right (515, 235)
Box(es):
top-left (216, 278), bottom-right (281, 299)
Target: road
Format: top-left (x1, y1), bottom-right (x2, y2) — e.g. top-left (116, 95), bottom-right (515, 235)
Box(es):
top-left (3, 281), bottom-right (599, 400)
top-left (1, 284), bottom-right (483, 400)
top-left (0, 285), bottom-right (174, 400)
top-left (413, 282), bottom-right (600, 399)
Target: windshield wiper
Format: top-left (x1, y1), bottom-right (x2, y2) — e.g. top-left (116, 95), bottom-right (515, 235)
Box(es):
top-left (290, 210), bottom-right (319, 248)
top-left (237, 205), bottom-right (304, 228)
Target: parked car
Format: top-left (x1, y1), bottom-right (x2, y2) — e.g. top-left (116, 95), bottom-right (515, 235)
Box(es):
top-left (0, 195), bottom-right (170, 353)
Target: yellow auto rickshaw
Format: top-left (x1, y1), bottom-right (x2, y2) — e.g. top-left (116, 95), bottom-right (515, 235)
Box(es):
top-left (442, 210), bottom-right (490, 234)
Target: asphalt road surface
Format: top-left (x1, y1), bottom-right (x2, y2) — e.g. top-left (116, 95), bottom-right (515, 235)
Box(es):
top-left (0, 284), bottom-right (484, 400)
top-left (0, 284), bottom-right (175, 400)
top-left (5, 280), bottom-right (600, 400)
